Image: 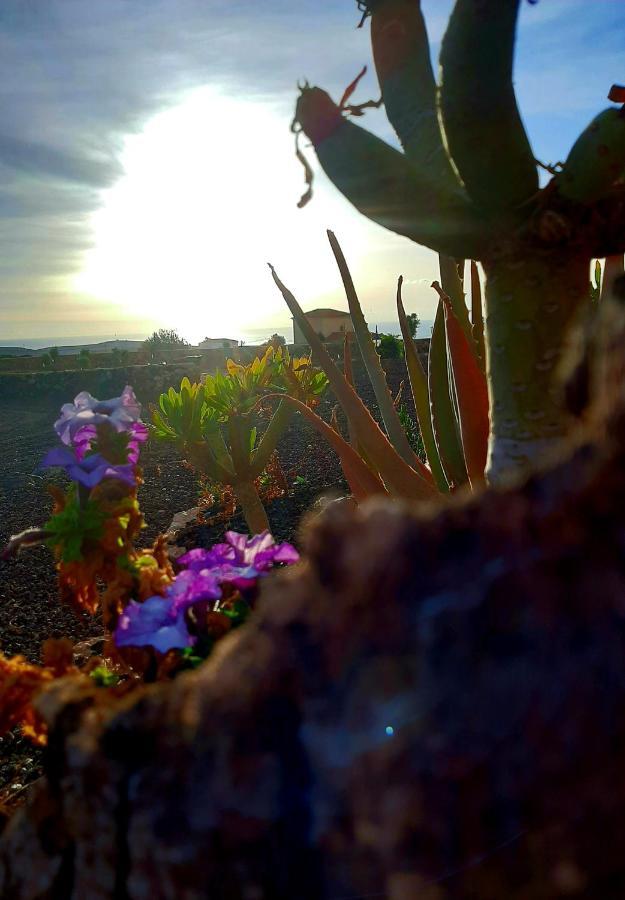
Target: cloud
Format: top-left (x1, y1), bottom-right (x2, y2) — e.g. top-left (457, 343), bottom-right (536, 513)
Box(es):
top-left (0, 0), bottom-right (623, 338)
top-left (0, 0), bottom-right (371, 334)
top-left (0, 134), bottom-right (121, 186)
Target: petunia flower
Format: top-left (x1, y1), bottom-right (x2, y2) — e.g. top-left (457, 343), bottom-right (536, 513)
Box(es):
top-left (41, 447), bottom-right (136, 488)
top-left (55, 386), bottom-right (142, 446)
top-left (114, 596), bottom-right (193, 653)
top-left (179, 530), bottom-right (299, 571)
top-left (73, 421), bottom-right (149, 464)
top-left (166, 569), bottom-right (222, 612)
top-left (177, 545), bottom-right (234, 571)
top-left (178, 531), bottom-right (299, 589)
top-left (113, 569), bottom-right (221, 653)
top-left (224, 531), bottom-right (300, 569)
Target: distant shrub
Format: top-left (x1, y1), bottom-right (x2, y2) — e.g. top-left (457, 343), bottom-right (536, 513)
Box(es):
top-left (42, 347), bottom-right (60, 370)
top-left (111, 348), bottom-right (130, 367)
top-left (143, 329), bottom-right (189, 362)
top-left (378, 334), bottom-right (404, 360)
top-left (77, 348), bottom-right (90, 370)
top-left (406, 312), bottom-right (420, 339)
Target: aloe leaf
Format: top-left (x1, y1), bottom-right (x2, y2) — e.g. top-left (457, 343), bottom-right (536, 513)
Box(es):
top-left (267, 394), bottom-right (387, 501)
top-left (435, 282), bottom-right (490, 486)
top-left (470, 260), bottom-right (486, 370)
top-left (439, 254), bottom-right (472, 346)
top-left (428, 300), bottom-right (468, 488)
top-left (269, 263), bottom-right (436, 500)
top-left (343, 331), bottom-right (354, 387)
top-left (397, 277), bottom-right (448, 493)
top-left (327, 229), bottom-right (418, 468)
top-left (342, 333), bottom-right (358, 447)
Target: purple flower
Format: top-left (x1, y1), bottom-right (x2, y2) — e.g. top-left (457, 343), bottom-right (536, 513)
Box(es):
top-left (72, 425), bottom-right (97, 461)
top-left (113, 570), bottom-right (221, 653)
top-left (178, 531), bottom-right (299, 589)
top-left (166, 569), bottom-right (222, 612)
top-left (41, 447), bottom-right (136, 488)
top-left (55, 386), bottom-right (142, 446)
top-left (114, 596), bottom-right (193, 653)
top-left (225, 531), bottom-right (300, 570)
top-left (178, 545), bottom-right (234, 571)
top-left (73, 420), bottom-right (148, 464)
top-left (205, 563), bottom-right (263, 591)
top-left (126, 422), bottom-right (149, 464)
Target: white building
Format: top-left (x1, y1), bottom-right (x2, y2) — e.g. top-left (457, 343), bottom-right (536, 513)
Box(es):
top-left (292, 308), bottom-right (354, 344)
top-left (199, 337), bottom-right (240, 350)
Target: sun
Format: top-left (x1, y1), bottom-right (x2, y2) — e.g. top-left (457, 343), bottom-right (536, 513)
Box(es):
top-left (75, 86), bottom-right (368, 343)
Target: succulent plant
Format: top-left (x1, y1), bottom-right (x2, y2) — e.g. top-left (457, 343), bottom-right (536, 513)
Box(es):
top-left (271, 233), bottom-right (488, 497)
top-left (292, 0), bottom-right (625, 483)
top-left (152, 349), bottom-right (328, 533)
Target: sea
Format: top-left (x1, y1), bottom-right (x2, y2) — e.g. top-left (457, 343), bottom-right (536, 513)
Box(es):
top-left (1, 320), bottom-right (434, 352)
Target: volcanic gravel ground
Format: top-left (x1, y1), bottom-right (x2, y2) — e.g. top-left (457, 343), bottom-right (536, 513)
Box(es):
top-left (0, 359), bottom-right (413, 801)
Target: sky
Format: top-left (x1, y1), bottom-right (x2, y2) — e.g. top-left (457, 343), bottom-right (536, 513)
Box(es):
top-left (0, 0), bottom-right (623, 344)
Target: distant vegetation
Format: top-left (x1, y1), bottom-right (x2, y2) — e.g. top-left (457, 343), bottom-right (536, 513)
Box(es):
top-left (377, 333), bottom-right (404, 360)
top-left (41, 347), bottom-right (60, 370)
top-left (406, 312), bottom-right (420, 339)
top-left (77, 348), bottom-right (91, 370)
top-left (111, 348), bottom-right (130, 367)
top-left (143, 328), bottom-right (190, 362)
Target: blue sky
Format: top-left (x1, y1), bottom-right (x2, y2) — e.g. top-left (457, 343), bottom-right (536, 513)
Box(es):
top-left (0, 0), bottom-right (623, 343)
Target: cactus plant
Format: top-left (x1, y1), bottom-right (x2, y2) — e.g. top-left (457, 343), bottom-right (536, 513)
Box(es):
top-left (292, 0), bottom-right (625, 483)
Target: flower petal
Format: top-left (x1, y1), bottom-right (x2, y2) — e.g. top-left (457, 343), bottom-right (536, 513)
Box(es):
top-left (166, 569), bottom-right (222, 612)
top-left (114, 596), bottom-right (193, 653)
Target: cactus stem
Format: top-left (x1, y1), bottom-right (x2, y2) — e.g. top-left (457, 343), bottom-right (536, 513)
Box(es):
top-left (483, 252), bottom-right (589, 484)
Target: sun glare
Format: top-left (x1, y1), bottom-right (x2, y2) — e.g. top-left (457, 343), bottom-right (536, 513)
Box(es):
top-left (76, 87), bottom-right (366, 342)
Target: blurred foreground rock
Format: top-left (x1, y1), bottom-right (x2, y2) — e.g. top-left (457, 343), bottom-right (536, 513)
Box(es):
top-left (3, 298), bottom-right (625, 898)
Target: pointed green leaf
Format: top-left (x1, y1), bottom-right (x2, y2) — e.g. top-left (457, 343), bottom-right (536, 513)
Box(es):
top-left (327, 229), bottom-right (419, 468)
top-left (269, 263), bottom-right (436, 501)
top-left (268, 394), bottom-right (387, 501)
top-left (428, 300), bottom-right (468, 488)
top-left (397, 276), bottom-right (448, 492)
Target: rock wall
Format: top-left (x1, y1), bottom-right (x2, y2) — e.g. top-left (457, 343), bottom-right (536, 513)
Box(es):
top-left (0, 344), bottom-right (430, 407)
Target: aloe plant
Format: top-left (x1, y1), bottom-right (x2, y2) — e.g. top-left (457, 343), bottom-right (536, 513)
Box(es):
top-left (270, 233), bottom-right (440, 501)
top-left (292, 0), bottom-right (625, 483)
top-left (152, 348), bottom-right (327, 532)
top-left (271, 234), bottom-right (489, 497)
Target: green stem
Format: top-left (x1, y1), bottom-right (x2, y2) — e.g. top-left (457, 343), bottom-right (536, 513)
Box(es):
top-left (440, 0), bottom-right (538, 213)
top-left (185, 442), bottom-right (232, 483)
top-left (483, 252), bottom-right (589, 483)
top-left (295, 88), bottom-right (489, 259)
top-left (370, 0), bottom-right (462, 195)
top-left (249, 401), bottom-right (293, 478)
top-left (235, 479), bottom-right (270, 535)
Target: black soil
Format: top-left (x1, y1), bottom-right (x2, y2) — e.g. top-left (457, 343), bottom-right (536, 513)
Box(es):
top-left (0, 359), bottom-right (414, 800)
